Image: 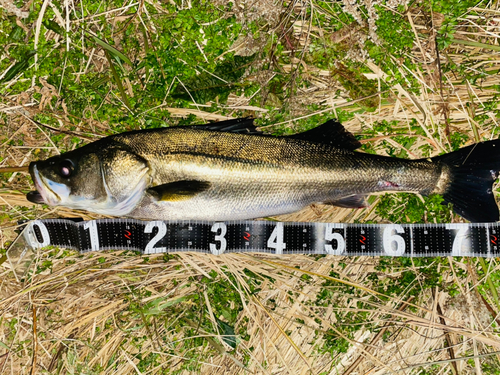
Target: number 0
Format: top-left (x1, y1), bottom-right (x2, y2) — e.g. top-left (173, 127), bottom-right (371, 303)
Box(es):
top-left (25, 220), bottom-right (51, 248)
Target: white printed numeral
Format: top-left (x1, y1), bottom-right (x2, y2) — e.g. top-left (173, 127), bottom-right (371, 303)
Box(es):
top-left (144, 221), bottom-right (167, 254)
top-left (210, 223), bottom-right (227, 255)
top-left (25, 220), bottom-right (51, 248)
top-left (446, 224), bottom-right (470, 256)
top-left (325, 223), bottom-right (345, 255)
top-left (383, 225), bottom-right (406, 256)
top-left (267, 223), bottom-right (286, 254)
top-left (83, 220), bottom-right (100, 251)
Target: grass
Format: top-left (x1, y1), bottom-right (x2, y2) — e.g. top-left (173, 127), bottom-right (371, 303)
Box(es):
top-left (1, 0), bottom-right (500, 373)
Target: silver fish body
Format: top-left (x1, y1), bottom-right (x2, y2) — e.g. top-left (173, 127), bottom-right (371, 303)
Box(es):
top-left (27, 119), bottom-right (500, 222)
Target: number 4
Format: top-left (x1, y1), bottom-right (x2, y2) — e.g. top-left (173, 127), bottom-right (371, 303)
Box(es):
top-left (268, 223), bottom-right (286, 254)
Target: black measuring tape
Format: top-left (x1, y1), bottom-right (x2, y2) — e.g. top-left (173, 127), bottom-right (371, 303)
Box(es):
top-left (15, 218), bottom-right (500, 257)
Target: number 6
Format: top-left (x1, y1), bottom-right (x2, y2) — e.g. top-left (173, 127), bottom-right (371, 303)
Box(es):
top-left (383, 225), bottom-right (406, 256)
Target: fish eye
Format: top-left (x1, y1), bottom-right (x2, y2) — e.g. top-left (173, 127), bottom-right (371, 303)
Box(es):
top-left (58, 160), bottom-right (74, 178)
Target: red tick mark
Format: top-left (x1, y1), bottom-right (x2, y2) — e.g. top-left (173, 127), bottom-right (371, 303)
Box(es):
top-left (492, 235), bottom-right (497, 245)
top-left (243, 232), bottom-right (251, 241)
top-left (124, 230), bottom-right (131, 240)
top-left (359, 235), bottom-right (366, 245)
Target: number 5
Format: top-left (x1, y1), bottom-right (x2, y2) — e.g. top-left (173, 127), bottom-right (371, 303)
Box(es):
top-left (324, 223), bottom-right (345, 255)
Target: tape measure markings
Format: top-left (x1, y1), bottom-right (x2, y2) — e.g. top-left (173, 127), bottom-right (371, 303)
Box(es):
top-left (18, 218), bottom-right (500, 257)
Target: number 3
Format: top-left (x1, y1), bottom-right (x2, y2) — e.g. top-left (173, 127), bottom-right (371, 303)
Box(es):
top-left (210, 223), bottom-right (227, 255)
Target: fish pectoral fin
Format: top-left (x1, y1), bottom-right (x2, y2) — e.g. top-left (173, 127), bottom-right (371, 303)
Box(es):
top-left (325, 195), bottom-right (369, 209)
top-left (147, 180), bottom-right (211, 202)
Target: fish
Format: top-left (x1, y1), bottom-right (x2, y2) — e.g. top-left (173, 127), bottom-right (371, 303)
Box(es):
top-left (26, 118), bottom-right (500, 222)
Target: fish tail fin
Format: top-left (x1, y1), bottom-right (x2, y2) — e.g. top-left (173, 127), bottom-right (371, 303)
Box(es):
top-left (433, 140), bottom-right (500, 222)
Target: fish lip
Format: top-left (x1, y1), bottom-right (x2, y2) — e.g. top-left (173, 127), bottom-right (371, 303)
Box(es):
top-left (26, 190), bottom-right (45, 204)
top-left (28, 163), bottom-right (60, 205)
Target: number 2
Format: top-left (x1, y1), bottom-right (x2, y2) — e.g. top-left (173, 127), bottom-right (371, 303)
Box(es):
top-left (144, 221), bottom-right (167, 254)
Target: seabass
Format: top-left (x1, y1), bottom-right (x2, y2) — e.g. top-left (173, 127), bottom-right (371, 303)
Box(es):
top-left (27, 118), bottom-right (500, 222)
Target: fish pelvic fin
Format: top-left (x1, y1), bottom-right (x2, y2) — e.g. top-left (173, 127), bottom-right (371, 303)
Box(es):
top-left (147, 180), bottom-right (211, 202)
top-left (325, 194), bottom-right (369, 209)
top-left (433, 140), bottom-right (500, 222)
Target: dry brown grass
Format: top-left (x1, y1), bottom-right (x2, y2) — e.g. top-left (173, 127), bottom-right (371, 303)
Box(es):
top-left (1, 251), bottom-right (500, 374)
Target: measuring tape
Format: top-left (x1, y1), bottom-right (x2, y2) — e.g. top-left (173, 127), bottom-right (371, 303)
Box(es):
top-left (12, 218), bottom-right (500, 257)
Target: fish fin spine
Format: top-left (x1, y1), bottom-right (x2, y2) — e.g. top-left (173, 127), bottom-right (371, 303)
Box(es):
top-left (181, 117), bottom-right (261, 135)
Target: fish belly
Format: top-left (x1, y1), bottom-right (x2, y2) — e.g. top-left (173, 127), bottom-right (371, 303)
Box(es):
top-left (128, 193), bottom-right (308, 221)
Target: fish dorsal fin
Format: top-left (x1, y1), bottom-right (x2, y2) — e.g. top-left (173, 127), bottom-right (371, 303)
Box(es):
top-left (179, 118), bottom-right (361, 150)
top-left (287, 120), bottom-right (361, 150)
top-left (181, 117), bottom-right (262, 135)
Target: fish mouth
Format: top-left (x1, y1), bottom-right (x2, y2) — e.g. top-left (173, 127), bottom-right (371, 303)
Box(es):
top-left (28, 162), bottom-right (61, 205)
top-left (26, 190), bottom-right (45, 204)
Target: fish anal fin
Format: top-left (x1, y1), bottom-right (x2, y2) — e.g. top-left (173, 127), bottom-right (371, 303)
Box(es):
top-left (287, 119), bottom-right (361, 150)
top-left (147, 180), bottom-right (211, 202)
top-left (325, 195), bottom-right (369, 209)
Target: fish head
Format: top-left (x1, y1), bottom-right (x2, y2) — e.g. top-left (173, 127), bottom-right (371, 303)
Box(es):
top-left (27, 144), bottom-right (150, 216)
